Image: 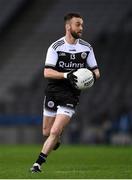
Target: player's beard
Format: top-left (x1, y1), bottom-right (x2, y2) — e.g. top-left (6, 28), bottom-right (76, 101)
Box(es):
top-left (71, 30), bottom-right (82, 39)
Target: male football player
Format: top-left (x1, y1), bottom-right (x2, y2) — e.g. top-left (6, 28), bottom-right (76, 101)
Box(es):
top-left (30, 12), bottom-right (100, 172)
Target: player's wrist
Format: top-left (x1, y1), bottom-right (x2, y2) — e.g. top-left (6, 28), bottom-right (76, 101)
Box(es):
top-left (64, 72), bottom-right (68, 79)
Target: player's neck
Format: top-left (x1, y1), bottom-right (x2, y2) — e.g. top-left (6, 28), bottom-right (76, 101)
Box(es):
top-left (65, 34), bottom-right (78, 44)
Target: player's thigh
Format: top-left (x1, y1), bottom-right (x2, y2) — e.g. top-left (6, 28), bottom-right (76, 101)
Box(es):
top-left (43, 116), bottom-right (55, 136)
top-left (43, 94), bottom-right (57, 136)
top-left (50, 106), bottom-right (75, 136)
top-left (50, 114), bottom-right (71, 136)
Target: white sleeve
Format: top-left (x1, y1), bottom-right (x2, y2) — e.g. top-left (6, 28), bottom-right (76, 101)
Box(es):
top-left (86, 48), bottom-right (98, 70)
top-left (45, 46), bottom-right (58, 68)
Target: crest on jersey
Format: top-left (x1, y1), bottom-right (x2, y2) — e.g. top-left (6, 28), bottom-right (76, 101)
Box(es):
top-left (81, 52), bottom-right (87, 59)
top-left (48, 101), bottom-right (54, 108)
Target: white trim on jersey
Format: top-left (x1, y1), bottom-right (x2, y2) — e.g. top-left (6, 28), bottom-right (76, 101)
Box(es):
top-left (45, 46), bottom-right (58, 67)
top-left (87, 48), bottom-right (98, 69)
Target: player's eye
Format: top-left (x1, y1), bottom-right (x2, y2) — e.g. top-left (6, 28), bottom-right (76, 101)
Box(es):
top-left (76, 23), bottom-right (81, 27)
top-left (76, 22), bottom-right (83, 28)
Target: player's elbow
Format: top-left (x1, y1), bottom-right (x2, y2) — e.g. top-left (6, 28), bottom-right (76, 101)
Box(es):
top-left (93, 68), bottom-right (100, 80)
top-left (44, 68), bottom-right (47, 78)
top-left (44, 68), bottom-right (51, 78)
top-left (96, 71), bottom-right (100, 79)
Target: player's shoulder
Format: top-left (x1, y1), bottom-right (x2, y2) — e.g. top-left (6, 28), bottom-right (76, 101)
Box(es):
top-left (50, 37), bottom-right (65, 50)
top-left (78, 38), bottom-right (93, 50)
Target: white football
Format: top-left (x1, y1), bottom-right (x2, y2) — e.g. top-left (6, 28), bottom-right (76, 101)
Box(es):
top-left (73, 68), bottom-right (94, 90)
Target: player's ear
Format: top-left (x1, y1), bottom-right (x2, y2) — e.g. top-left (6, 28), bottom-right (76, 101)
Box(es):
top-left (66, 23), bottom-right (70, 31)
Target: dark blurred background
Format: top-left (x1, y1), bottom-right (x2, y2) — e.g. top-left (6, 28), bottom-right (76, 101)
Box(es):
top-left (0, 0), bottom-right (132, 145)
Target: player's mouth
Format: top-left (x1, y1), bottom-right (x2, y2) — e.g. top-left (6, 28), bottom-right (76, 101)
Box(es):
top-left (78, 31), bottom-right (82, 36)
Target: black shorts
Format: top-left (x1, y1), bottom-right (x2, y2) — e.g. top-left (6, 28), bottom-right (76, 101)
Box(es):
top-left (44, 92), bottom-right (79, 112)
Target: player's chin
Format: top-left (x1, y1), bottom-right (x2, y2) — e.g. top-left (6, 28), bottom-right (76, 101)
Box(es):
top-left (78, 32), bottom-right (82, 38)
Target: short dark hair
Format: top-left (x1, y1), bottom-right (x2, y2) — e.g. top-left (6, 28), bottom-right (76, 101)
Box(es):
top-left (64, 13), bottom-right (82, 23)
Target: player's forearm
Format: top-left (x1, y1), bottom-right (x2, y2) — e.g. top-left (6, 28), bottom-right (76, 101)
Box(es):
top-left (44, 68), bottom-right (64, 79)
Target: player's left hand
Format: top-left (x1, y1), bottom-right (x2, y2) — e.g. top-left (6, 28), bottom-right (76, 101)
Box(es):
top-left (64, 70), bottom-right (78, 86)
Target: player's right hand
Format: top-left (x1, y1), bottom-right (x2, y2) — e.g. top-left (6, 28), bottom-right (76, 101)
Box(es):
top-left (64, 70), bottom-right (78, 86)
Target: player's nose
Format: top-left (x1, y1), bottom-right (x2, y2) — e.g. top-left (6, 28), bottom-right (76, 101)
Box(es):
top-left (79, 26), bottom-right (83, 31)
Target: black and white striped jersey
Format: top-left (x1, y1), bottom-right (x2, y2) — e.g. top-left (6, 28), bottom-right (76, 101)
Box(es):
top-left (45, 36), bottom-right (98, 71)
top-left (44, 36), bottom-right (98, 98)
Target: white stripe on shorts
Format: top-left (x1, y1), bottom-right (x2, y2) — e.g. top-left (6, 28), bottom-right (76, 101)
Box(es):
top-left (43, 106), bottom-right (75, 118)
